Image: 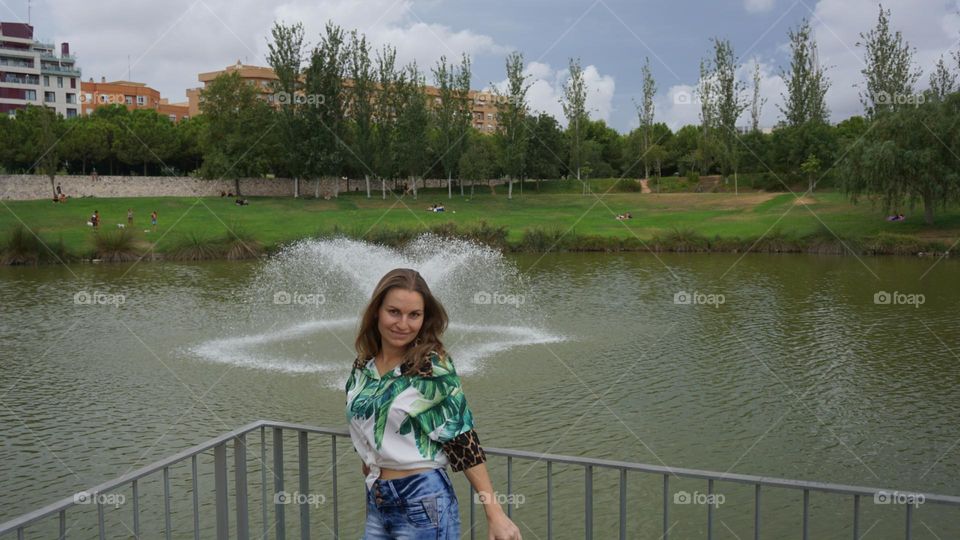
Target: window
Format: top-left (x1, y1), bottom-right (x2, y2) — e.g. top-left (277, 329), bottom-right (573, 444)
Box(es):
top-left (137, 96), bottom-right (146, 106)
top-left (82, 93), bottom-right (92, 103)
top-left (66, 93), bottom-right (76, 104)
top-left (24, 89), bottom-right (36, 101)
top-left (487, 113), bottom-right (493, 120)
top-left (168, 114), bottom-right (177, 122)
top-left (182, 115), bottom-right (189, 120)
top-left (125, 95), bottom-right (133, 105)
top-left (57, 76), bottom-right (63, 88)
top-left (44, 92), bottom-right (56, 103)
top-left (66, 108), bottom-right (77, 118)
top-left (70, 78), bottom-right (76, 89)
top-left (43, 75), bottom-right (49, 87)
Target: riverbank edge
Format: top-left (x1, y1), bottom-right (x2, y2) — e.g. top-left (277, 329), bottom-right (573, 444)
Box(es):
top-left (1, 221), bottom-right (953, 266)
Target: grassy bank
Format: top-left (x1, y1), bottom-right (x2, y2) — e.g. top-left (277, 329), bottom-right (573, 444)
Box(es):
top-left (1, 186), bottom-right (957, 264)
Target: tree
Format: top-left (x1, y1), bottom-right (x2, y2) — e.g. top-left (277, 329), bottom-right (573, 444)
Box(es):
top-left (374, 45), bottom-right (401, 198)
top-left (16, 105), bottom-right (65, 197)
top-left (458, 129), bottom-right (499, 195)
top-left (396, 62), bottom-right (430, 198)
top-left (433, 54), bottom-right (472, 199)
top-left (857, 4), bottom-right (921, 117)
top-left (61, 116), bottom-right (110, 174)
top-left (779, 19), bottom-right (830, 126)
top-left (750, 61), bottom-right (767, 132)
top-left (495, 51), bottom-right (531, 199)
top-left (524, 112), bottom-right (564, 185)
top-left (266, 21), bottom-right (308, 195)
top-left (114, 109), bottom-right (177, 175)
top-left (696, 57), bottom-right (717, 175)
top-left (800, 153), bottom-right (821, 194)
top-left (841, 94), bottom-right (960, 224)
top-left (347, 29), bottom-right (377, 198)
top-left (303, 21), bottom-right (349, 197)
top-left (711, 38), bottom-right (749, 193)
top-left (561, 57), bottom-right (588, 192)
top-left (928, 56), bottom-right (956, 102)
top-left (635, 57), bottom-right (656, 179)
top-left (200, 71), bottom-right (275, 195)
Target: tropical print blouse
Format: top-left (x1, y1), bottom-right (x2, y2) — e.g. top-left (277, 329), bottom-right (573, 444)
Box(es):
top-left (345, 350), bottom-right (487, 491)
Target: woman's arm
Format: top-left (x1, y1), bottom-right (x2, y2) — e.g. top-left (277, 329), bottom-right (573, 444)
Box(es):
top-left (463, 462), bottom-right (522, 540)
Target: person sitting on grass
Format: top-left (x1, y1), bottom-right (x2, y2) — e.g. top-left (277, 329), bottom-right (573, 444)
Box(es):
top-left (59, 193), bottom-right (67, 203)
top-left (886, 213), bottom-right (906, 222)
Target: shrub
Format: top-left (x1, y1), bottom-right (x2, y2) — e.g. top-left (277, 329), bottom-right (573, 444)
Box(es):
top-left (93, 229), bottom-right (144, 262)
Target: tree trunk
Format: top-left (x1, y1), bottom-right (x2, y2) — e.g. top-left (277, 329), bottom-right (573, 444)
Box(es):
top-left (470, 179), bottom-right (474, 197)
top-left (49, 173), bottom-right (56, 199)
top-left (333, 176), bottom-right (339, 198)
top-left (448, 173), bottom-right (452, 199)
top-left (411, 176), bottom-right (417, 199)
top-left (315, 177), bottom-right (321, 199)
top-left (381, 178), bottom-right (386, 200)
top-left (365, 174), bottom-right (371, 198)
top-left (235, 177), bottom-right (242, 197)
top-left (734, 169), bottom-right (739, 196)
top-left (923, 189), bottom-right (935, 225)
top-left (294, 177), bottom-right (299, 198)
top-left (508, 178), bottom-right (513, 199)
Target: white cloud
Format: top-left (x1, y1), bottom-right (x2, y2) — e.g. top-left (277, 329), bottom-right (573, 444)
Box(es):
top-left (744, 0), bottom-right (776, 14)
top-left (809, 0), bottom-right (960, 121)
top-left (658, 0), bottom-right (960, 130)
top-left (45, 0), bottom-right (508, 103)
top-left (486, 62), bottom-right (616, 128)
top-left (657, 58), bottom-right (785, 131)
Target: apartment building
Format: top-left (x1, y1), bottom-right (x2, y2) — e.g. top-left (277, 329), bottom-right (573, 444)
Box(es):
top-left (80, 78), bottom-right (190, 122)
top-left (0, 22), bottom-right (81, 118)
top-left (187, 61), bottom-right (501, 132)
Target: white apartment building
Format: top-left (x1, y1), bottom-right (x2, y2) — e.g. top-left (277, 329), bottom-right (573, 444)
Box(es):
top-left (0, 22), bottom-right (81, 118)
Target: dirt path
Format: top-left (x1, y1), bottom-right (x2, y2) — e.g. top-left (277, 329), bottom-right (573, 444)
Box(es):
top-left (639, 179), bottom-right (652, 194)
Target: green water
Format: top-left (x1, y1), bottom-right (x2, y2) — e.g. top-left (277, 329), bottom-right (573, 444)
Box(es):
top-left (1, 242), bottom-right (957, 538)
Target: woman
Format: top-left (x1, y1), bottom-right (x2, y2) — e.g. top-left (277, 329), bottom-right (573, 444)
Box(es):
top-left (346, 268), bottom-right (522, 539)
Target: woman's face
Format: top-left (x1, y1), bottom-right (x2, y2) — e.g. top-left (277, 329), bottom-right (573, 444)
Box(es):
top-left (377, 288), bottom-right (425, 350)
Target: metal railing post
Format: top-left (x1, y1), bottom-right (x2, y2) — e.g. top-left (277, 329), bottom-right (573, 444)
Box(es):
top-left (214, 443), bottom-right (229, 540)
top-left (235, 434), bottom-right (250, 540)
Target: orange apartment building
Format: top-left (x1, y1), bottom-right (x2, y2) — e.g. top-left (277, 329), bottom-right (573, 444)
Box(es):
top-left (187, 61), bottom-right (500, 132)
top-left (80, 78), bottom-right (190, 122)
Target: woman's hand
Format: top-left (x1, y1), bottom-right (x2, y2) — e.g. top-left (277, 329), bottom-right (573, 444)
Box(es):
top-left (486, 510), bottom-right (522, 540)
top-left (361, 462), bottom-right (370, 477)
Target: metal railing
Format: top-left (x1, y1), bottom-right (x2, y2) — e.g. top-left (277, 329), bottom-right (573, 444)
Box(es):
top-left (1, 420), bottom-right (957, 539)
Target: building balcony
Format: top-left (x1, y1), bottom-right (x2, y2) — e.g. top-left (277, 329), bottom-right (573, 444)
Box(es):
top-left (0, 419), bottom-right (957, 539)
top-left (40, 66), bottom-right (81, 77)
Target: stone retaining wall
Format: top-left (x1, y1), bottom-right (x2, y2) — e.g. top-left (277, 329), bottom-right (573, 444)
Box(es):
top-left (0, 175), bottom-right (519, 200)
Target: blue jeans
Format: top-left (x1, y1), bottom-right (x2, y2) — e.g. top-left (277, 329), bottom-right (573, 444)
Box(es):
top-left (364, 467), bottom-right (460, 539)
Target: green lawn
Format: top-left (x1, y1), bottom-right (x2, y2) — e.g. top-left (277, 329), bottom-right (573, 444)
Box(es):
top-left (2, 187), bottom-right (959, 257)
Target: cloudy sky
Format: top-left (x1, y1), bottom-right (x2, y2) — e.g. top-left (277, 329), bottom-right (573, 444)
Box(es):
top-left (6, 0), bottom-right (960, 132)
